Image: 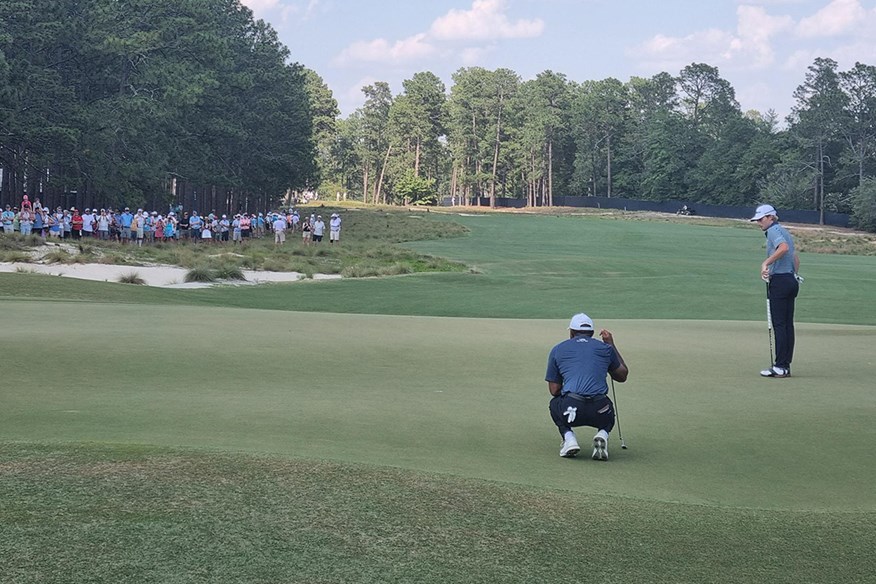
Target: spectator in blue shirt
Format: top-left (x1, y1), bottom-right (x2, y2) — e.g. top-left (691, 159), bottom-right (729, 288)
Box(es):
top-left (120, 208), bottom-right (134, 243)
top-left (189, 212), bottom-right (203, 240)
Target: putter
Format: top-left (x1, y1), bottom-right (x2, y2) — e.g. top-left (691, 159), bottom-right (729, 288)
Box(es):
top-left (765, 279), bottom-right (774, 365)
top-left (609, 378), bottom-right (627, 449)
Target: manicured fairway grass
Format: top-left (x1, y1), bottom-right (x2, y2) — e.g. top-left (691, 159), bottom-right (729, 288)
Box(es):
top-left (3, 212), bottom-right (875, 324)
top-left (2, 211), bottom-right (875, 582)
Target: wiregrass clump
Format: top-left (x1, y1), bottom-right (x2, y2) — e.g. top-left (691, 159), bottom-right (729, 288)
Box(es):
top-left (97, 253), bottom-right (135, 265)
top-left (118, 272), bottom-right (146, 285)
top-left (2, 251), bottom-right (32, 263)
top-left (214, 265), bottom-right (246, 281)
top-left (0, 234), bottom-right (43, 250)
top-left (261, 258), bottom-right (291, 272)
top-left (341, 263), bottom-right (412, 278)
top-left (42, 249), bottom-right (75, 264)
top-left (184, 266), bottom-right (217, 283)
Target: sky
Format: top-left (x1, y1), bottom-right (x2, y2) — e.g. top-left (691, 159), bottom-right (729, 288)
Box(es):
top-left (239, 0), bottom-right (876, 120)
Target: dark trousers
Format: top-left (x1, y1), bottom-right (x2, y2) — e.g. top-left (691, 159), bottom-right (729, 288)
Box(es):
top-left (769, 273), bottom-right (799, 370)
top-left (549, 394), bottom-right (615, 437)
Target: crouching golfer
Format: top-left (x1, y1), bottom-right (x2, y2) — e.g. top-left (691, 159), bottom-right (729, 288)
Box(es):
top-left (545, 313), bottom-right (628, 460)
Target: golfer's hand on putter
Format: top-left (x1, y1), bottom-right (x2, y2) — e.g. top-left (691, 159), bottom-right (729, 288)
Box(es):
top-left (599, 329), bottom-right (615, 345)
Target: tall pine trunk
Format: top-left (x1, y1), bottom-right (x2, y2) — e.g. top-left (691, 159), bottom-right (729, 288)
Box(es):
top-left (547, 139), bottom-right (553, 207)
top-left (606, 134), bottom-right (612, 198)
top-left (490, 105), bottom-right (502, 209)
top-left (375, 144), bottom-right (392, 205)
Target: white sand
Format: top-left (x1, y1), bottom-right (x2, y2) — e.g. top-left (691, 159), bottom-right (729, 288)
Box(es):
top-left (0, 262), bottom-right (341, 288)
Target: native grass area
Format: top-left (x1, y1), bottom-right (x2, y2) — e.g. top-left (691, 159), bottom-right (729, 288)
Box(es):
top-left (0, 207), bottom-right (470, 281)
top-left (2, 208), bottom-right (875, 584)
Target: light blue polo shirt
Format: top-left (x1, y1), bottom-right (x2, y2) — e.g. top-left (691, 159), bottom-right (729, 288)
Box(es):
top-left (765, 222), bottom-right (796, 275)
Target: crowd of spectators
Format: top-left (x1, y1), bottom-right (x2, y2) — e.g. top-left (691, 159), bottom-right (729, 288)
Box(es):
top-left (1, 195), bottom-right (342, 247)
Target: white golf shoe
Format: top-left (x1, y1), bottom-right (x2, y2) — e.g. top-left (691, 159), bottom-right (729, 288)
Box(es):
top-left (592, 434), bottom-right (608, 461)
top-left (760, 366), bottom-right (790, 378)
top-left (559, 435), bottom-right (580, 458)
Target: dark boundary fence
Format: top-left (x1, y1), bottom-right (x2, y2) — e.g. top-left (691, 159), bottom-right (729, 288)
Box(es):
top-left (444, 196), bottom-right (850, 228)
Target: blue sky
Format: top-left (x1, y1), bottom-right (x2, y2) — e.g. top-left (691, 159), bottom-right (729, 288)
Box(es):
top-left (240, 0), bottom-right (876, 120)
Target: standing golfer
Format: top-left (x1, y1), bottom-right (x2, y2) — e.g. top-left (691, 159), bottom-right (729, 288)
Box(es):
top-left (545, 313), bottom-right (628, 460)
top-left (750, 204), bottom-right (799, 378)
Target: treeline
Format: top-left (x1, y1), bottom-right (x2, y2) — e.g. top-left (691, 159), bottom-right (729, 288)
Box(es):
top-left (5, 1), bottom-right (876, 230)
top-left (0, 0), bottom-right (316, 212)
top-left (320, 60), bottom-right (876, 228)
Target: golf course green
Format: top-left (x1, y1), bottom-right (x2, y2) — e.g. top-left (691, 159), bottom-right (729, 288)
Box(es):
top-left (1, 210), bottom-right (874, 583)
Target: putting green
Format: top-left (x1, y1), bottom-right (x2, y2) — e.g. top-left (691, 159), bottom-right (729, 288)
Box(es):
top-left (3, 301), bottom-right (873, 513)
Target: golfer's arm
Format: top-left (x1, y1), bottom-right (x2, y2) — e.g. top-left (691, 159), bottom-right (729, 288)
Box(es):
top-left (609, 347), bottom-right (629, 383)
top-left (548, 381), bottom-right (562, 396)
top-left (794, 253), bottom-right (800, 273)
top-left (764, 242), bottom-right (789, 269)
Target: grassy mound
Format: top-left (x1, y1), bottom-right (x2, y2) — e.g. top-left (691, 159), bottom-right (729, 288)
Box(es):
top-left (2, 443), bottom-right (872, 584)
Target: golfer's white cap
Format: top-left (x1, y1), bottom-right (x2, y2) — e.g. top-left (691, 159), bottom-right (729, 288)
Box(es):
top-left (568, 313), bottom-right (594, 332)
top-left (750, 204), bottom-right (777, 221)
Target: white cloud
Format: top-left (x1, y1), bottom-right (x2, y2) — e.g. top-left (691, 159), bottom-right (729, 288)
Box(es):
top-left (333, 34), bottom-right (438, 66)
top-left (633, 4), bottom-right (797, 72)
top-left (634, 28), bottom-right (738, 71)
top-left (332, 0), bottom-right (543, 68)
top-left (796, 0), bottom-right (867, 38)
top-left (429, 0), bottom-right (544, 41)
top-left (735, 5), bottom-right (794, 67)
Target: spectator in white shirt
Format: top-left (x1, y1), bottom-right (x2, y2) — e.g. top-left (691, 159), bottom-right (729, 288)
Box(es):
top-left (312, 215), bottom-right (326, 243)
top-left (272, 214), bottom-right (287, 244)
top-left (329, 213), bottom-right (341, 244)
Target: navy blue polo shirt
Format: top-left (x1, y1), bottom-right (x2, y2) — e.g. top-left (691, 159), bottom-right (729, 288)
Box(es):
top-left (545, 335), bottom-right (620, 396)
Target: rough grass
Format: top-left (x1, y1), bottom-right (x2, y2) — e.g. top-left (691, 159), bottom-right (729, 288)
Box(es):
top-left (791, 227), bottom-right (876, 255)
top-left (606, 209), bottom-right (876, 255)
top-left (1, 443), bottom-right (873, 584)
